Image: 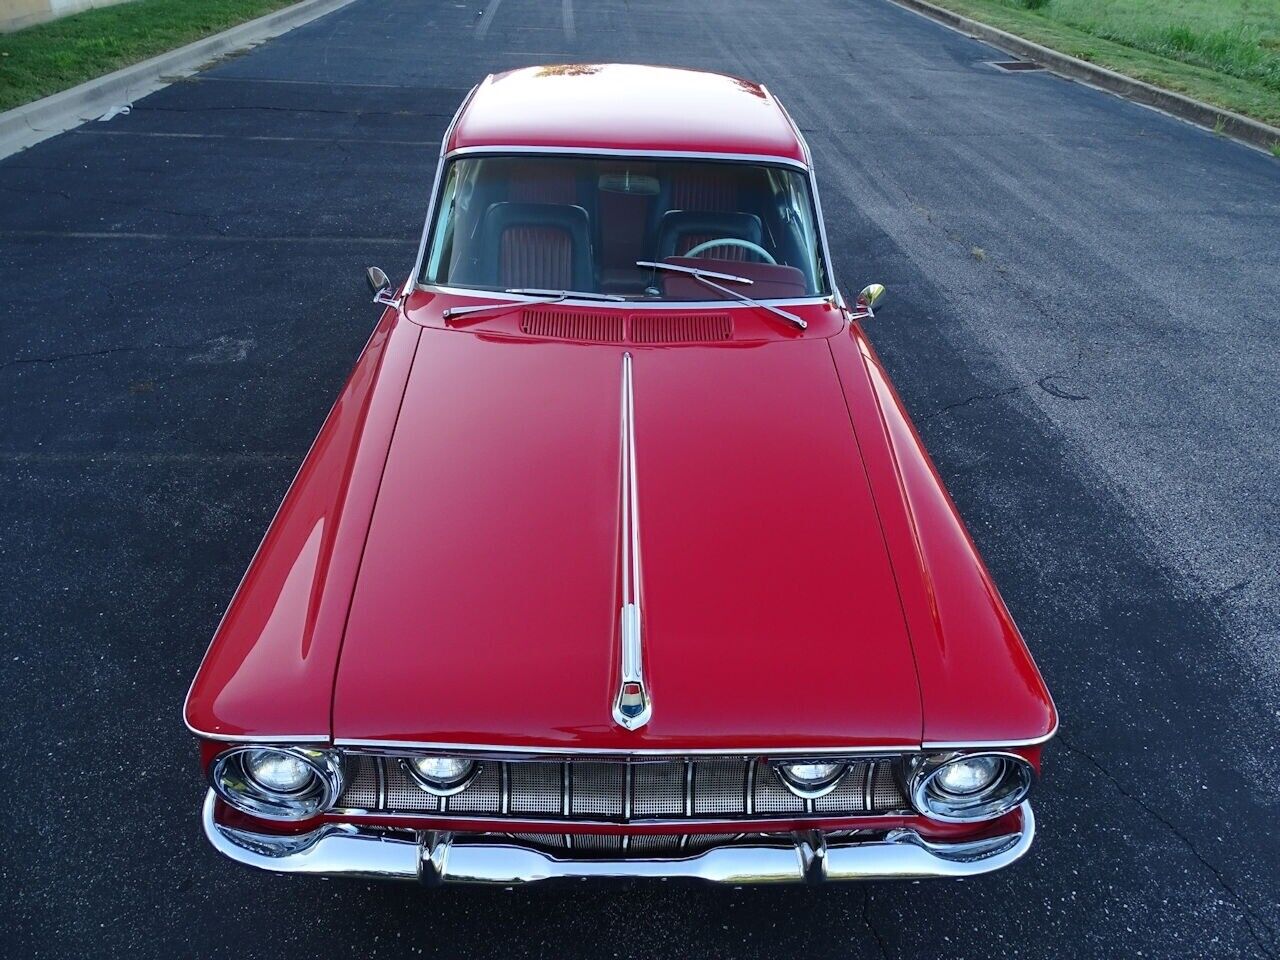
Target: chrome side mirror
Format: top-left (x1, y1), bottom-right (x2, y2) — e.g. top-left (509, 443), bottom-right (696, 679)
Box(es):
top-left (857, 283), bottom-right (886, 312)
top-left (366, 266), bottom-right (397, 306)
top-left (366, 266), bottom-right (390, 295)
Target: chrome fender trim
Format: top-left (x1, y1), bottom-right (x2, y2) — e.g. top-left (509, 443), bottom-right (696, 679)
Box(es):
top-left (202, 791), bottom-right (1035, 884)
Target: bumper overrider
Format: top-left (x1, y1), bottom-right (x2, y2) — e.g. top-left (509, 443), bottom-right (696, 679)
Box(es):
top-left (201, 791), bottom-right (1036, 884)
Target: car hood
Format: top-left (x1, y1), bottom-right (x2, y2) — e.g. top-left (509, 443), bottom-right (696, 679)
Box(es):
top-left (332, 328), bottom-right (923, 750)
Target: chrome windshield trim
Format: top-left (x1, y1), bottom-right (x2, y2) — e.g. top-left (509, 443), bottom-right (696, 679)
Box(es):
top-left (612, 353), bottom-right (652, 731)
top-left (768, 91), bottom-right (847, 311)
top-left (409, 83), bottom-right (480, 289)
top-left (442, 144), bottom-right (811, 170)
top-left (413, 283), bottom-right (836, 311)
top-left (415, 143), bottom-right (830, 298)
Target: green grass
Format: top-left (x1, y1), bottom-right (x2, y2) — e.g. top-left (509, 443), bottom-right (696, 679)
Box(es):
top-left (916, 0), bottom-right (1280, 128)
top-left (0, 0), bottom-right (300, 112)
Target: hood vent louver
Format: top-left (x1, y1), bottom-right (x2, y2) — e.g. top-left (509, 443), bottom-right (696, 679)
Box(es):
top-left (629, 313), bottom-right (733, 343)
top-left (521, 309), bottom-right (625, 343)
top-left (519, 309), bottom-right (734, 344)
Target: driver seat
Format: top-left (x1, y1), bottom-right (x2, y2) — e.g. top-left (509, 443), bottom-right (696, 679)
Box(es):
top-left (655, 211), bottom-right (765, 262)
top-left (475, 201), bottom-right (595, 290)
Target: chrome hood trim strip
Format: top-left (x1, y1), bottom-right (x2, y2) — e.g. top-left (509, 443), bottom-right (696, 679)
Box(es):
top-left (613, 353), bottom-right (652, 731)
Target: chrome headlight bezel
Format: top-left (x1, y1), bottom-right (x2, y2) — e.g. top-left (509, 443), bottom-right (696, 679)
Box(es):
top-left (211, 746), bottom-right (344, 821)
top-left (773, 759), bottom-right (850, 799)
top-left (908, 751), bottom-right (1034, 823)
top-left (400, 755), bottom-right (480, 796)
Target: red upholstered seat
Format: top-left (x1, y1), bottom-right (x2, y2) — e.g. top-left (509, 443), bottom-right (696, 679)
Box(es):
top-left (499, 225), bottom-right (575, 289)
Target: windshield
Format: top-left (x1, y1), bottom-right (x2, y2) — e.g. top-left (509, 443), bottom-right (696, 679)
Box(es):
top-left (420, 154), bottom-right (829, 301)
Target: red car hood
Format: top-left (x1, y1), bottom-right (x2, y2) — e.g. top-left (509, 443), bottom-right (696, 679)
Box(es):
top-left (332, 328), bottom-right (922, 750)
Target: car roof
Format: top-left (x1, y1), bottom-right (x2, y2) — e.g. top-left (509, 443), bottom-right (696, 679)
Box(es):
top-left (446, 64), bottom-right (809, 166)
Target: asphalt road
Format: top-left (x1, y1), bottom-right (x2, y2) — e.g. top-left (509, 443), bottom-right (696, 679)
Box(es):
top-left (2, 1), bottom-right (1278, 957)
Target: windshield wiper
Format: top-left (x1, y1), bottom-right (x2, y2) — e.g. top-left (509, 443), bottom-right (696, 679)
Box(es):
top-left (635, 260), bottom-right (807, 330)
top-left (442, 288), bottom-right (624, 321)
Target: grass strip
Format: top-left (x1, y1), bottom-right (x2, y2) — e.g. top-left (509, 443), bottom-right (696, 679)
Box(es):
top-left (911, 0), bottom-right (1280, 130)
top-left (0, 0), bottom-right (302, 112)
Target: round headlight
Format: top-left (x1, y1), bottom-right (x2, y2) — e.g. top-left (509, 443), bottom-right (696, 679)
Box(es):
top-left (403, 756), bottom-right (478, 796)
top-left (932, 755), bottom-right (1001, 797)
top-left (210, 746), bottom-right (343, 821)
top-left (909, 752), bottom-right (1033, 823)
top-left (777, 760), bottom-right (848, 798)
top-left (245, 749), bottom-right (312, 795)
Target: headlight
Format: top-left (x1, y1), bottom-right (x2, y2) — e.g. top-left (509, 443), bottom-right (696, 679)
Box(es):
top-left (402, 755), bottom-right (479, 796)
top-left (211, 746), bottom-right (343, 821)
top-left (776, 760), bottom-right (848, 799)
top-left (933, 755), bottom-right (1001, 796)
top-left (909, 752), bottom-right (1033, 823)
top-left (245, 749), bottom-right (312, 794)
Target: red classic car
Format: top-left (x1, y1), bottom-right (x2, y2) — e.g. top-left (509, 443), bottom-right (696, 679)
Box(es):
top-left (186, 64), bottom-right (1056, 885)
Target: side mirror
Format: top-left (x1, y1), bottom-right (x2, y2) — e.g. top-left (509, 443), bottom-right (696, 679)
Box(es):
top-left (366, 266), bottom-right (391, 295)
top-left (857, 283), bottom-right (886, 312)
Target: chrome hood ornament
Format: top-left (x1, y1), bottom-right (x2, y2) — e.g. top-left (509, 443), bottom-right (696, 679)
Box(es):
top-left (613, 352), bottom-right (652, 731)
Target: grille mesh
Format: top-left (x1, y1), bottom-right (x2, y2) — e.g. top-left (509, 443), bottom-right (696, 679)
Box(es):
top-left (509, 762), bottom-right (563, 815)
top-left (631, 761), bottom-right (685, 816)
top-left (337, 756), bottom-right (909, 821)
top-left (691, 761), bottom-right (748, 815)
top-left (341, 755), bottom-right (379, 810)
top-left (571, 762), bottom-right (626, 817)
top-left (443, 764), bottom-right (502, 813)
top-left (510, 833), bottom-right (745, 857)
top-left (814, 762), bottom-right (871, 813)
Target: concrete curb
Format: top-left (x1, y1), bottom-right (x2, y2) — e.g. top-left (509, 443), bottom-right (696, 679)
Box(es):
top-left (888, 0), bottom-right (1280, 154)
top-left (0, 0), bottom-right (357, 160)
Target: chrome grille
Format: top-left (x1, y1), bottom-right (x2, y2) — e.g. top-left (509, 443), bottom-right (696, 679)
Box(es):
top-left (508, 762), bottom-right (562, 815)
top-left (510, 832), bottom-right (746, 857)
top-left (631, 761), bottom-right (685, 816)
top-left (340, 755), bottom-right (380, 809)
top-left (753, 765), bottom-right (807, 814)
top-left (337, 755), bottom-right (910, 821)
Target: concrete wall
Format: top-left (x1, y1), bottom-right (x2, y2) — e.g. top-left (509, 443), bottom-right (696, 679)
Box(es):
top-left (1, 0), bottom-right (136, 33)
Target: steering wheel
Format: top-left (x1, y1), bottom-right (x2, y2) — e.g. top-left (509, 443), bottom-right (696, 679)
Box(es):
top-left (683, 238), bottom-right (777, 264)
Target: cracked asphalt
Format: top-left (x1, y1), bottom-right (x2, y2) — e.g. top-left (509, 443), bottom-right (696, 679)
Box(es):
top-left (2, 1), bottom-right (1278, 957)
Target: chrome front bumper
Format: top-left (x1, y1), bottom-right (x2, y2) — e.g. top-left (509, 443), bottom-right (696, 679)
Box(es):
top-left (201, 790), bottom-right (1035, 884)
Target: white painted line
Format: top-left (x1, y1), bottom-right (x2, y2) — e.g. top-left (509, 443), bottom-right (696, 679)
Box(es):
top-left (562, 0), bottom-right (576, 41)
top-left (4, 230), bottom-right (411, 244)
top-left (475, 0), bottom-right (504, 39)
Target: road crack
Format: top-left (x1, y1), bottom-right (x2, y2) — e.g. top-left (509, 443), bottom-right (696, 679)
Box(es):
top-left (0, 184), bottom-right (226, 231)
top-left (861, 887), bottom-right (891, 959)
top-left (0, 328), bottom-right (253, 373)
top-left (919, 383), bottom-right (1024, 421)
top-left (1057, 734), bottom-right (1278, 958)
